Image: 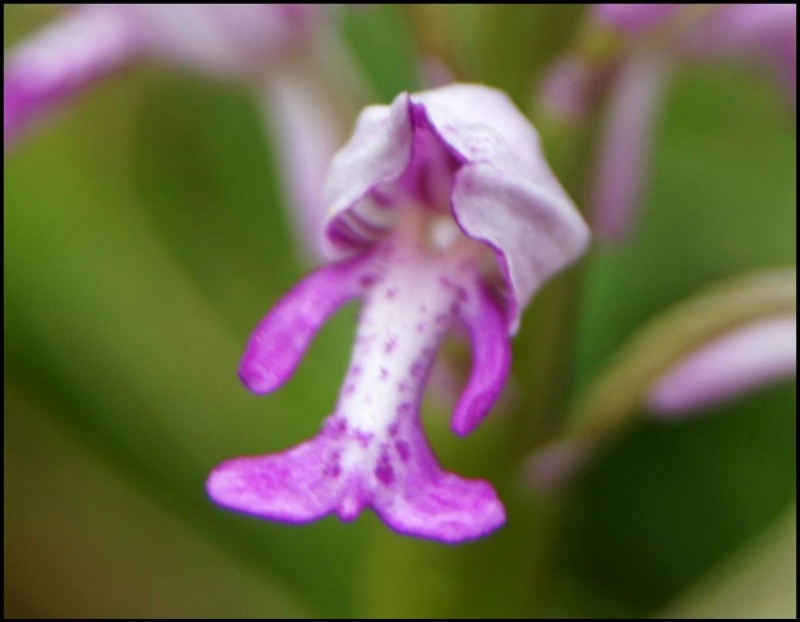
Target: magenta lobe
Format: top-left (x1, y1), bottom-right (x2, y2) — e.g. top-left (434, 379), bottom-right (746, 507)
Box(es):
top-left (451, 283), bottom-right (511, 436)
top-left (239, 252), bottom-right (376, 393)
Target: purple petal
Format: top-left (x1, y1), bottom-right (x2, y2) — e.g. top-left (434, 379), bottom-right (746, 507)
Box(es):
top-left (324, 93), bottom-right (415, 231)
top-left (417, 87), bottom-right (589, 330)
top-left (324, 85), bottom-right (590, 332)
top-left (648, 316), bottom-right (797, 416)
top-left (589, 52), bottom-right (670, 242)
top-left (374, 470), bottom-right (505, 543)
top-left (452, 282), bottom-right (511, 436)
top-left (238, 253), bottom-right (374, 394)
top-left (207, 433), bottom-right (346, 523)
top-left (4, 8), bottom-right (140, 150)
top-left (592, 4), bottom-right (683, 35)
top-left (215, 234), bottom-right (508, 542)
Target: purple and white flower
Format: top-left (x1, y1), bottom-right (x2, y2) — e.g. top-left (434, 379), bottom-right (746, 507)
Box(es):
top-left (206, 84), bottom-right (590, 542)
top-left (541, 4), bottom-right (797, 242)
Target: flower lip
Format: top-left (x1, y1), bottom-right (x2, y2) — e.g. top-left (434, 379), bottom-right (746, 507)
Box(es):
top-left (215, 231), bottom-right (510, 542)
top-left (324, 84), bottom-right (590, 333)
top-left (212, 83), bottom-right (590, 542)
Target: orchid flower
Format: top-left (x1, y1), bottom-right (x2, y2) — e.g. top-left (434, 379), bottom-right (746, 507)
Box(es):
top-left (4, 4), bottom-right (359, 261)
top-left (541, 4), bottom-right (797, 242)
top-left (648, 315), bottom-right (797, 417)
top-left (206, 84), bottom-right (590, 542)
top-left (4, 5), bottom-right (323, 147)
top-left (591, 3), bottom-right (796, 241)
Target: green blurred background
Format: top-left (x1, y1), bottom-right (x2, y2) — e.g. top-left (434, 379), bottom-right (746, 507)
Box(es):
top-left (4, 5), bottom-right (796, 618)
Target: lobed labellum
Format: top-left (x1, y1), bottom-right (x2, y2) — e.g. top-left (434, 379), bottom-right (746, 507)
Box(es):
top-left (208, 83), bottom-right (588, 542)
top-left (208, 232), bottom-right (510, 542)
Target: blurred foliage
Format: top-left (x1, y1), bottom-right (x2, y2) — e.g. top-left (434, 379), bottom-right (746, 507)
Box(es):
top-left (4, 4), bottom-right (795, 618)
top-left (660, 504), bottom-right (796, 619)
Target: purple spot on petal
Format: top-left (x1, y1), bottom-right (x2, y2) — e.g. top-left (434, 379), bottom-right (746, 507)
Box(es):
top-left (385, 337), bottom-right (397, 353)
top-left (324, 460), bottom-right (342, 478)
top-left (419, 305), bottom-right (427, 313)
top-left (395, 440), bottom-right (410, 462)
top-left (388, 422), bottom-right (399, 437)
top-left (457, 287), bottom-right (469, 303)
top-left (359, 274), bottom-right (377, 287)
top-left (411, 361), bottom-right (426, 378)
top-left (355, 430), bottom-right (374, 448)
top-left (379, 367), bottom-right (389, 380)
top-left (416, 322), bottom-right (427, 332)
top-left (375, 454), bottom-right (395, 486)
top-left (386, 288), bottom-right (398, 299)
top-left (326, 418), bottom-right (348, 435)
top-left (352, 365), bottom-right (362, 375)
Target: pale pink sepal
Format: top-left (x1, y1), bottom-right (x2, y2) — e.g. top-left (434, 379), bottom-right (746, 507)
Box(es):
top-left (238, 253), bottom-right (375, 394)
top-left (324, 84), bottom-right (590, 333)
top-left (452, 163), bottom-right (589, 333)
top-left (648, 316), bottom-right (797, 417)
top-left (4, 7), bottom-right (140, 150)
